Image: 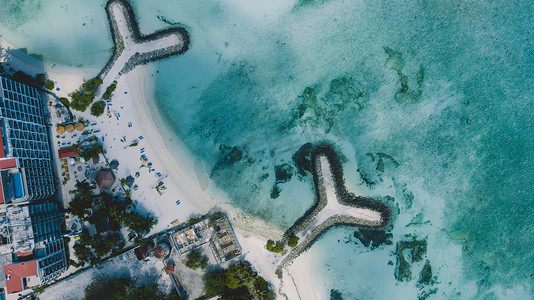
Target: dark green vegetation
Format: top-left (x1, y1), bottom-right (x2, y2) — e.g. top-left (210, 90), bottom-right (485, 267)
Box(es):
top-left (91, 100), bottom-right (106, 117)
top-left (11, 71), bottom-right (48, 88)
top-left (266, 239), bottom-right (285, 253)
top-left (287, 235), bottom-right (299, 247)
top-left (330, 289), bottom-right (344, 300)
top-left (186, 215), bottom-right (204, 226)
top-left (353, 228), bottom-right (393, 249)
top-left (384, 47), bottom-right (424, 104)
top-left (285, 77), bottom-right (365, 132)
top-left (69, 77), bottom-right (103, 111)
top-left (202, 268), bottom-right (227, 297)
top-left (84, 278), bottom-right (182, 300)
top-left (72, 139), bottom-right (103, 161)
top-left (102, 80), bottom-right (117, 100)
top-left (394, 239), bottom-right (427, 281)
top-left (208, 211), bottom-right (225, 224)
top-left (68, 180), bottom-right (157, 264)
top-left (185, 248), bottom-right (208, 270)
top-left (72, 231), bottom-right (123, 266)
top-left (44, 79), bottom-right (54, 90)
top-left (202, 261), bottom-right (275, 300)
top-left (58, 97), bottom-right (70, 107)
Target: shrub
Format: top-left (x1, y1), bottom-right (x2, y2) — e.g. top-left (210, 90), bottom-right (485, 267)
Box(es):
top-left (35, 74), bottom-right (47, 86)
top-left (186, 216), bottom-right (204, 226)
top-left (266, 240), bottom-right (274, 250)
top-left (185, 249), bottom-right (208, 270)
top-left (58, 97), bottom-right (70, 107)
top-left (203, 269), bottom-right (227, 297)
top-left (69, 77), bottom-right (103, 111)
top-left (45, 80), bottom-right (54, 90)
top-left (91, 101), bottom-right (106, 117)
top-left (288, 235), bottom-right (299, 247)
top-left (102, 81), bottom-right (117, 100)
top-left (266, 240), bottom-right (284, 253)
top-left (124, 212), bottom-right (157, 236)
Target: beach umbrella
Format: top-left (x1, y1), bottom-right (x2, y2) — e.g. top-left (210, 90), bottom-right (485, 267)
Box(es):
top-left (56, 125), bottom-right (65, 134)
top-left (75, 122), bottom-right (84, 131)
top-left (110, 159), bottom-right (119, 169)
top-left (68, 158), bottom-right (76, 165)
top-left (65, 124), bottom-right (75, 133)
top-left (125, 175), bottom-right (135, 187)
top-left (80, 157), bottom-right (86, 163)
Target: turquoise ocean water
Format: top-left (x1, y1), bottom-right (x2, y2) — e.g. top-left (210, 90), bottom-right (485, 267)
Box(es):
top-left (1, 0), bottom-right (532, 298)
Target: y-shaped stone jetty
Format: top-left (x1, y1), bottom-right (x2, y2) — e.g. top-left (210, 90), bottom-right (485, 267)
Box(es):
top-left (277, 144), bottom-right (391, 273)
top-left (98, 0), bottom-right (189, 85)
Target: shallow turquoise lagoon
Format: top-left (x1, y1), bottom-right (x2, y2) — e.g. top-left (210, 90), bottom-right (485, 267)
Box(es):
top-left (146, 0), bottom-right (534, 298)
top-left (1, 0), bottom-right (532, 298)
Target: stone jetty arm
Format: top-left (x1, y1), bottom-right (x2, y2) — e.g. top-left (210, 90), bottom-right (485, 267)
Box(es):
top-left (278, 143), bottom-right (392, 269)
top-left (98, 0), bottom-right (190, 81)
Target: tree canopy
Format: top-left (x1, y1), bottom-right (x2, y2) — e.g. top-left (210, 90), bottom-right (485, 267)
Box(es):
top-left (45, 80), bottom-right (54, 90)
top-left (102, 81), bottom-right (117, 100)
top-left (84, 278), bottom-right (183, 300)
top-left (69, 77), bottom-right (103, 111)
top-left (202, 261), bottom-right (275, 299)
top-left (185, 248), bottom-right (208, 270)
top-left (91, 101), bottom-right (106, 117)
top-left (266, 240), bottom-right (285, 253)
top-left (203, 269), bottom-right (228, 298)
top-left (73, 141), bottom-right (103, 161)
top-left (288, 235), bottom-right (299, 247)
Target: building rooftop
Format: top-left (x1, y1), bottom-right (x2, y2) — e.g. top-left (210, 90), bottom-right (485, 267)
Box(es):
top-left (0, 206), bottom-right (35, 255)
top-left (3, 260), bottom-right (39, 294)
top-left (58, 147), bottom-right (79, 159)
top-left (95, 169), bottom-right (115, 189)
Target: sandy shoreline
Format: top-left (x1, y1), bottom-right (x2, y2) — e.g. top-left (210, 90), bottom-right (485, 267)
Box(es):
top-left (0, 36), bottom-right (319, 299)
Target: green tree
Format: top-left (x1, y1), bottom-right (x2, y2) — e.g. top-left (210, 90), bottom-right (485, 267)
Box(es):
top-left (67, 180), bottom-right (96, 218)
top-left (266, 240), bottom-right (274, 250)
top-left (58, 97), bottom-right (70, 107)
top-left (77, 142), bottom-right (103, 161)
top-left (220, 287), bottom-right (251, 300)
top-left (266, 240), bottom-right (285, 253)
top-left (91, 101), bottom-right (106, 117)
top-left (203, 269), bottom-right (228, 297)
top-left (226, 261), bottom-right (256, 288)
top-left (254, 276), bottom-right (275, 300)
top-left (69, 77), bottom-right (103, 111)
top-left (45, 80), bottom-right (54, 90)
top-left (124, 212), bottom-right (157, 236)
top-left (102, 81), bottom-right (117, 100)
top-left (35, 74), bottom-right (47, 86)
top-left (185, 249), bottom-right (209, 270)
top-left (288, 234), bottom-right (299, 247)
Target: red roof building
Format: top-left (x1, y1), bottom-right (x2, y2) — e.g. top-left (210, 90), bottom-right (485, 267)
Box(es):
top-left (3, 261), bottom-right (39, 294)
top-left (0, 157), bottom-right (18, 170)
top-left (58, 147), bottom-right (79, 159)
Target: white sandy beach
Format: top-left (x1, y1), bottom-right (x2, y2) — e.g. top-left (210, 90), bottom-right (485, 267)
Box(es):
top-left (0, 37), bottom-right (320, 299)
